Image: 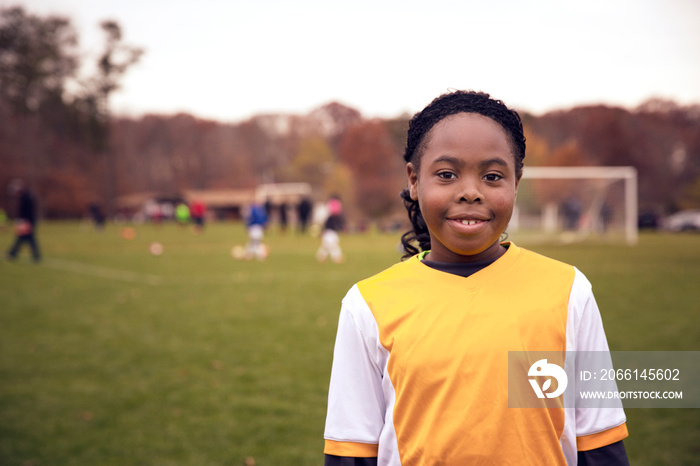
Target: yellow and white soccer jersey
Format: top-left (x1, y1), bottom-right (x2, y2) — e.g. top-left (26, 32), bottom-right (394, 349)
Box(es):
top-left (324, 243), bottom-right (628, 465)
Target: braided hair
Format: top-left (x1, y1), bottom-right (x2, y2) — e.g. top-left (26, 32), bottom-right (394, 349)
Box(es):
top-left (400, 90), bottom-right (526, 258)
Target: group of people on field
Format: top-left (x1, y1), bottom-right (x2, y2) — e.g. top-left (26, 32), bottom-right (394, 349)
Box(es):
top-left (1, 183), bottom-right (345, 265)
top-left (240, 195), bottom-right (345, 263)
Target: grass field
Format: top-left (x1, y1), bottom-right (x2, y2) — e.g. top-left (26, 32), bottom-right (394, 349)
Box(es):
top-left (1, 222), bottom-right (699, 465)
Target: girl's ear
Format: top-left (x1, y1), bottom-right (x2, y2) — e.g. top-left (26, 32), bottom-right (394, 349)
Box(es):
top-left (407, 163), bottom-right (419, 201)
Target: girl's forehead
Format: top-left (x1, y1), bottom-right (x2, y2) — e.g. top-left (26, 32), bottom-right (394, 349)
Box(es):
top-left (431, 112), bottom-right (502, 132)
top-left (426, 113), bottom-right (510, 148)
top-left (415, 113), bottom-right (517, 171)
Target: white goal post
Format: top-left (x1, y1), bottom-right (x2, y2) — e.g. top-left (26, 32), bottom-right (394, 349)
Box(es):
top-left (509, 166), bottom-right (638, 245)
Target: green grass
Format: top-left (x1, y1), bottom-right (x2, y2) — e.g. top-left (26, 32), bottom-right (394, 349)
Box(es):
top-left (1, 222), bottom-right (698, 465)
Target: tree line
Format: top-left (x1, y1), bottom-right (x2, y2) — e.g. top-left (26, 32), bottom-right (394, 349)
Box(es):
top-left (2, 6), bottom-right (699, 221)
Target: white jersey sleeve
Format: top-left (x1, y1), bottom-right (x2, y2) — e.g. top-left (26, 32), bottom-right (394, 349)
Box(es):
top-left (324, 285), bottom-right (387, 453)
top-left (564, 269), bottom-right (627, 457)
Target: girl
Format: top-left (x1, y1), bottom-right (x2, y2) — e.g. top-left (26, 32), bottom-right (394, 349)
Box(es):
top-left (323, 91), bottom-right (629, 465)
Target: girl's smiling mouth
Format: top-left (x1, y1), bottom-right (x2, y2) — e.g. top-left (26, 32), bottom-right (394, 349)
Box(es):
top-left (448, 216), bottom-right (490, 233)
top-left (458, 219), bottom-right (485, 225)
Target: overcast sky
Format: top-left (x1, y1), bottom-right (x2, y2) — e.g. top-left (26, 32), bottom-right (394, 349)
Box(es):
top-left (6, 0), bottom-right (700, 122)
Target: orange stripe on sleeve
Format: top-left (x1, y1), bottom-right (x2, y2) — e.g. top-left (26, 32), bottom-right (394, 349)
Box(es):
top-left (577, 423), bottom-right (629, 451)
top-left (324, 439), bottom-right (379, 457)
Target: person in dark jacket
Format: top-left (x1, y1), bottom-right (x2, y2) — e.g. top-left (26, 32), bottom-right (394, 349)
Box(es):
top-left (6, 179), bottom-right (41, 262)
top-left (297, 197), bottom-right (313, 233)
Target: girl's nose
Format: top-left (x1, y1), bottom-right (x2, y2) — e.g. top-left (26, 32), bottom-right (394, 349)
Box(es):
top-left (457, 178), bottom-right (483, 203)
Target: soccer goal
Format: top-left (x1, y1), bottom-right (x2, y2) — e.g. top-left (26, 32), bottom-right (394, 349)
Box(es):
top-left (508, 166), bottom-right (638, 245)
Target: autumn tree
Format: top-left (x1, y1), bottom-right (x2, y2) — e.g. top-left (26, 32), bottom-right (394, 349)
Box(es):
top-left (0, 6), bottom-right (79, 114)
top-left (528, 103), bottom-right (700, 212)
top-left (0, 6), bottom-right (79, 202)
top-left (0, 6), bottom-right (142, 216)
top-left (305, 102), bottom-right (363, 149)
top-left (339, 120), bottom-right (404, 220)
top-left (80, 20), bottom-right (143, 212)
top-left (279, 136), bottom-right (334, 189)
top-left (238, 116), bottom-right (295, 184)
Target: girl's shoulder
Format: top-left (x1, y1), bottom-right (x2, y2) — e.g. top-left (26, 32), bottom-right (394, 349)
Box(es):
top-left (355, 255), bottom-right (427, 293)
top-left (511, 245), bottom-right (585, 293)
top-left (512, 244), bottom-right (577, 273)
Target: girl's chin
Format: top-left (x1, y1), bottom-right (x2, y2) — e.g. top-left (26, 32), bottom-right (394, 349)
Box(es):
top-left (431, 241), bottom-right (505, 263)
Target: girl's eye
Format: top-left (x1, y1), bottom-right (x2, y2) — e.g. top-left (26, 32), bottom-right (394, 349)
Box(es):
top-left (484, 173), bottom-right (503, 182)
top-left (437, 171), bottom-right (457, 180)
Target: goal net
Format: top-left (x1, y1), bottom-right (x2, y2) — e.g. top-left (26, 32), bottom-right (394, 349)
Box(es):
top-left (508, 167), bottom-right (638, 245)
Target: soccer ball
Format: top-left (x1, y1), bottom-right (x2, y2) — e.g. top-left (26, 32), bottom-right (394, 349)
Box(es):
top-left (231, 245), bottom-right (246, 260)
top-left (149, 242), bottom-right (164, 256)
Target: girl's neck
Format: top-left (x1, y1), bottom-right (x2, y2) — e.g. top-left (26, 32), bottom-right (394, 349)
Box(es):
top-left (424, 241), bottom-right (507, 264)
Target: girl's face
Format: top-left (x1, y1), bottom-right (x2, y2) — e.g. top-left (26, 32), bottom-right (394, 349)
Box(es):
top-left (407, 112), bottom-right (519, 263)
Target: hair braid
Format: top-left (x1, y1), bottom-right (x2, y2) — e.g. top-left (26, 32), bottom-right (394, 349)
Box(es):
top-left (399, 188), bottom-right (430, 257)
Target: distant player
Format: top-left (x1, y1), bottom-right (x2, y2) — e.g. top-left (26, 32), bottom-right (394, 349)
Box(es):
top-left (5, 179), bottom-right (41, 262)
top-left (244, 201), bottom-right (269, 260)
top-left (175, 202), bottom-right (191, 227)
top-left (296, 197), bottom-right (313, 233)
top-left (324, 91), bottom-right (629, 465)
top-left (190, 199), bottom-right (206, 234)
top-left (316, 196), bottom-right (345, 264)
